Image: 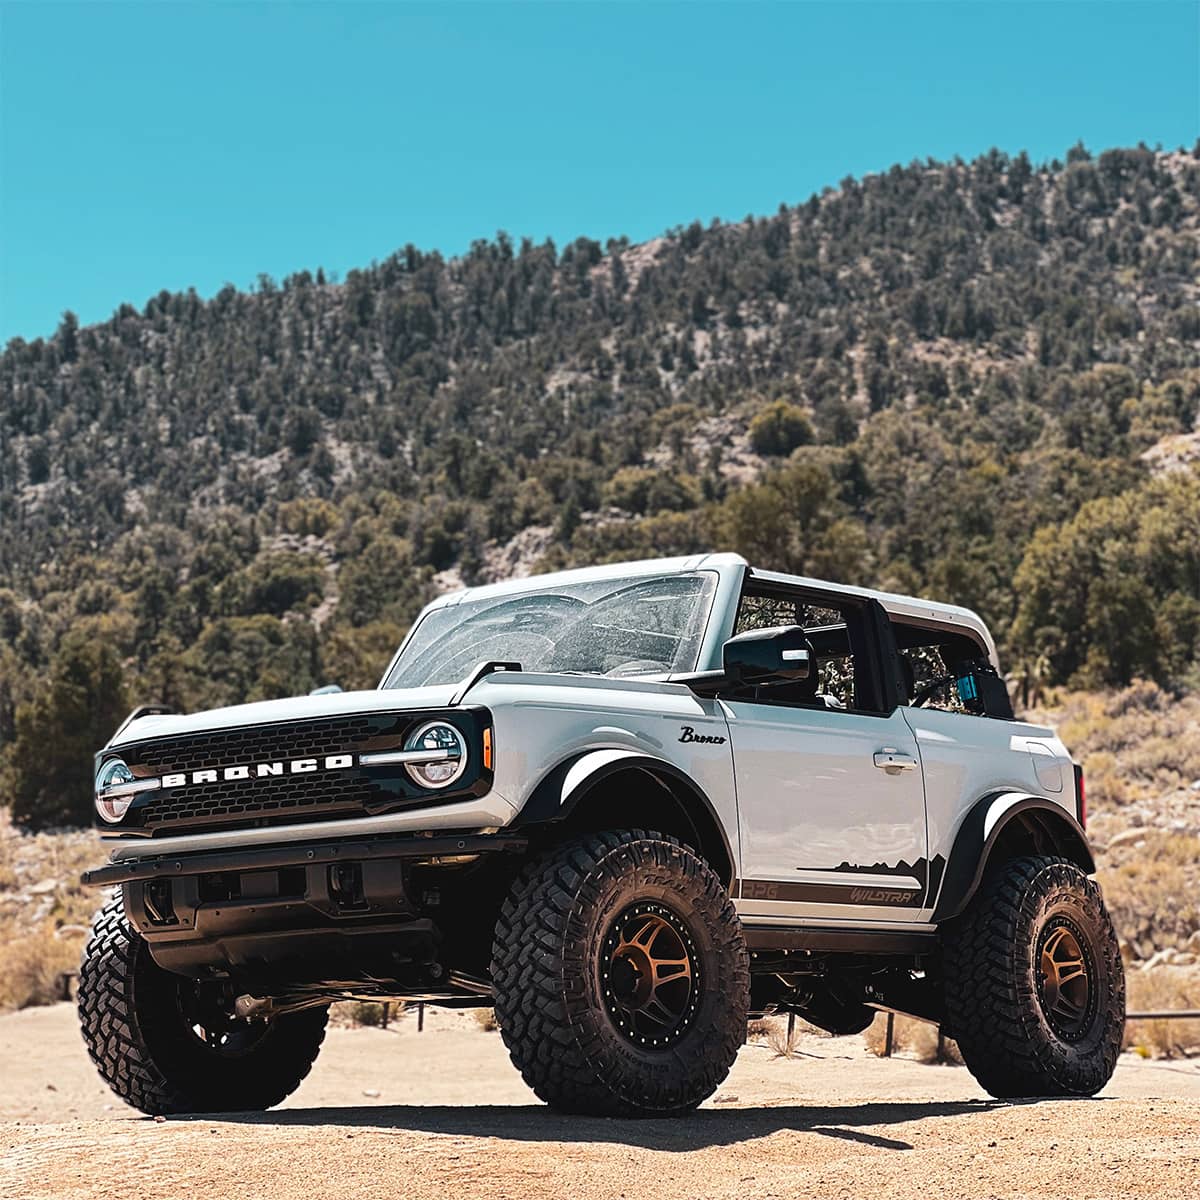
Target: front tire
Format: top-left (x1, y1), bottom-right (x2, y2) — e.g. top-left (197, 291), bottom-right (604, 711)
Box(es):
top-left (491, 830), bottom-right (748, 1116)
top-left (78, 894), bottom-right (328, 1115)
top-left (942, 855), bottom-right (1124, 1098)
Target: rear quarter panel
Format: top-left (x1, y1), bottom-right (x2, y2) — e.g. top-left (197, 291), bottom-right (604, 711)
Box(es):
top-left (900, 704), bottom-right (1076, 910)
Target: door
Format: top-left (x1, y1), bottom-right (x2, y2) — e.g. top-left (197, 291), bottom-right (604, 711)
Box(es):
top-left (722, 582), bottom-right (929, 924)
top-left (727, 702), bottom-right (927, 922)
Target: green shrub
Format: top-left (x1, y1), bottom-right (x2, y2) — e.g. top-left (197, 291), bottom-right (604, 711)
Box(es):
top-left (748, 402), bottom-right (814, 457)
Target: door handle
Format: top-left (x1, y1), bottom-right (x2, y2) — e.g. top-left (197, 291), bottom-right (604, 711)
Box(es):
top-left (873, 749), bottom-right (918, 774)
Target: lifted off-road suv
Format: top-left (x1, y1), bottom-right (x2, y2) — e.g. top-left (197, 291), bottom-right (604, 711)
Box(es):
top-left (79, 554), bottom-right (1124, 1116)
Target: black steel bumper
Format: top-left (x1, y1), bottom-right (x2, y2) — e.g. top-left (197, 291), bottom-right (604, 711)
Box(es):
top-left (81, 831), bottom-right (527, 888)
top-left (82, 831), bottom-right (528, 984)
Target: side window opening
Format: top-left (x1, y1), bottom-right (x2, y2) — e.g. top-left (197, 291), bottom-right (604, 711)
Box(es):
top-left (892, 621), bottom-right (1012, 719)
top-left (899, 644), bottom-right (970, 714)
top-left (732, 590), bottom-right (874, 713)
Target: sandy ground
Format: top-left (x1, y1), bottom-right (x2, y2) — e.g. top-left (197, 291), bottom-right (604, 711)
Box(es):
top-left (2, 1004), bottom-right (1199, 1200)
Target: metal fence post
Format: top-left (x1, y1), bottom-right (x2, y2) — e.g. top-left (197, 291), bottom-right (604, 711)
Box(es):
top-left (1126, 1010), bottom-right (1200, 1020)
top-left (884, 1011), bottom-right (894, 1057)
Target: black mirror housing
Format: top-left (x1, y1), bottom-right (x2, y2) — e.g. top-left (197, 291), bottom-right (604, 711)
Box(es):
top-left (722, 625), bottom-right (812, 684)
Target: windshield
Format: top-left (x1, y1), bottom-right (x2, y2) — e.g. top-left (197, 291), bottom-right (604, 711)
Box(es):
top-left (383, 571), bottom-right (718, 689)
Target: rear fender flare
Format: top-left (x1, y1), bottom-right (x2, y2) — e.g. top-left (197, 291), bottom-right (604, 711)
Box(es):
top-left (932, 792), bottom-right (1095, 923)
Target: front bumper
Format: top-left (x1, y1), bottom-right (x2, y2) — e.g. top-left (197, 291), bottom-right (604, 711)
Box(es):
top-left (96, 786), bottom-right (519, 864)
top-left (81, 831), bottom-right (527, 889)
top-left (83, 830), bottom-right (527, 986)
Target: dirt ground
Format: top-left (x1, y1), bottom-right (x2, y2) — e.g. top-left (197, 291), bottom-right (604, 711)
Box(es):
top-left (2, 1004), bottom-right (1198, 1200)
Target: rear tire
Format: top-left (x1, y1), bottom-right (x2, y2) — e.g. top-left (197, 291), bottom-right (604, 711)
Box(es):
top-left (78, 894), bottom-right (328, 1115)
top-left (491, 830), bottom-right (748, 1116)
top-left (942, 855), bottom-right (1124, 1098)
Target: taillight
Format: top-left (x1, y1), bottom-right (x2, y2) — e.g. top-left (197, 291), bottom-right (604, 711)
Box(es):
top-left (1073, 763), bottom-right (1086, 828)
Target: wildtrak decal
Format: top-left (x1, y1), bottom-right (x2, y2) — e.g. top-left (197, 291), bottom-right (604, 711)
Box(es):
top-left (740, 878), bottom-right (917, 906)
top-left (678, 726), bottom-right (726, 745)
top-left (848, 887), bottom-right (913, 905)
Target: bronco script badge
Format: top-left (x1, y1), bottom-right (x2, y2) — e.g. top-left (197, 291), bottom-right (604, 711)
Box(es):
top-left (678, 725), bottom-right (726, 745)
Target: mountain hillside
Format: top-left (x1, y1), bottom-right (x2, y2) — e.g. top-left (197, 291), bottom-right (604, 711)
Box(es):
top-left (1, 142), bottom-right (1199, 828)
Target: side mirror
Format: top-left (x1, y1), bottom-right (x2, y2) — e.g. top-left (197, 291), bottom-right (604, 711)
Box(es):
top-left (309, 683), bottom-right (343, 696)
top-left (722, 625), bottom-right (812, 685)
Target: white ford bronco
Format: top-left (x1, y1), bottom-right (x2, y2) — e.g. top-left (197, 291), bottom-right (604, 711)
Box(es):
top-left (79, 554), bottom-right (1124, 1116)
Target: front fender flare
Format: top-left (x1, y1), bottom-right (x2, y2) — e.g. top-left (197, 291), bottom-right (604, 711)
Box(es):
top-left (932, 792), bottom-right (1095, 923)
top-left (515, 748), bottom-right (735, 884)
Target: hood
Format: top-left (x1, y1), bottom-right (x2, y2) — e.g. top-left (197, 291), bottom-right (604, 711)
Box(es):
top-left (107, 685), bottom-right (460, 749)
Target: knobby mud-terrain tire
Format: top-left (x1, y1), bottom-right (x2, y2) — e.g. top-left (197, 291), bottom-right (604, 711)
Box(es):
top-left (942, 855), bottom-right (1124, 1098)
top-left (491, 830), bottom-right (748, 1117)
top-left (78, 893), bottom-right (328, 1115)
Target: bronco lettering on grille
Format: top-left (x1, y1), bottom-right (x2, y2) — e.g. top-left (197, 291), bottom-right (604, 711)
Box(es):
top-left (162, 754), bottom-right (354, 788)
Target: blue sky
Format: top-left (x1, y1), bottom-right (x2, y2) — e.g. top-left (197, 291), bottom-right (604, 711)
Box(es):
top-left (1, 1), bottom-right (1196, 343)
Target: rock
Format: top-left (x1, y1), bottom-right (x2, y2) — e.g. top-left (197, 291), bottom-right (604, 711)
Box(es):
top-left (362, 1088), bottom-right (381, 1098)
top-left (1142, 948), bottom-right (1191, 970)
top-left (1105, 829), bottom-right (1147, 850)
top-left (1187, 930), bottom-right (1200, 952)
top-left (28, 879), bottom-right (57, 896)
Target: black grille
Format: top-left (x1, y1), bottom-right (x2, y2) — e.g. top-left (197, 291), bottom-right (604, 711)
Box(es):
top-left (139, 770), bottom-right (388, 832)
top-left (121, 713), bottom-right (413, 835)
top-left (127, 713), bottom-right (407, 774)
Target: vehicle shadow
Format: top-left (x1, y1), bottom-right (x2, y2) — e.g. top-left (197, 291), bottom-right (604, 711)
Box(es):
top-left (189, 1098), bottom-right (1074, 1152)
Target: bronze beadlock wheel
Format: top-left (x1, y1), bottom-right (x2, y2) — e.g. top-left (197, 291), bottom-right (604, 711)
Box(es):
top-left (601, 901), bottom-right (699, 1048)
top-left (78, 893), bottom-right (328, 1115)
top-left (942, 855), bottom-right (1124, 1099)
top-left (1036, 918), bottom-right (1094, 1042)
top-left (491, 830), bottom-right (749, 1116)
top-left (178, 986), bottom-right (274, 1059)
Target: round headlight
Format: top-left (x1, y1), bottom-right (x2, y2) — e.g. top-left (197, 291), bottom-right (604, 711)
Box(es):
top-left (404, 722), bottom-right (468, 789)
top-left (95, 758), bottom-right (135, 823)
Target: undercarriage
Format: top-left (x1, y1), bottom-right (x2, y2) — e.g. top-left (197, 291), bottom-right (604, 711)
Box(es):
top-left (91, 827), bottom-right (949, 1035)
top-left (748, 948), bottom-right (945, 1034)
